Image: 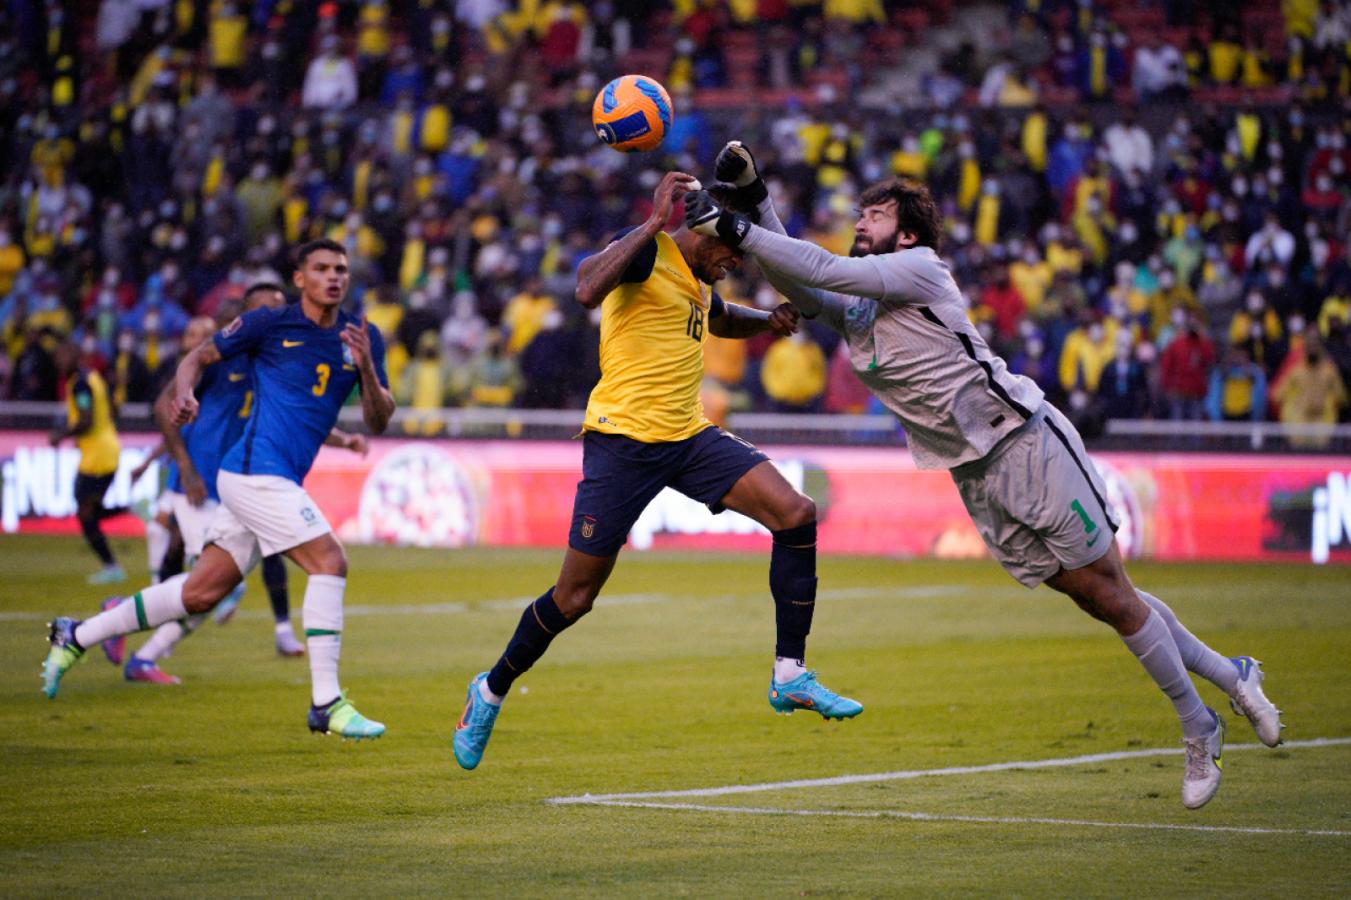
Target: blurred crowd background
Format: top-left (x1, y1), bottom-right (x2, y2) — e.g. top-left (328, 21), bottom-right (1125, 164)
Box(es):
top-left (2, 0), bottom-right (1350, 442)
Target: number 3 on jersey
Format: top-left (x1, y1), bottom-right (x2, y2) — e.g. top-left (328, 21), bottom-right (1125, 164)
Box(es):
top-left (685, 304), bottom-right (704, 342)
top-left (312, 363), bottom-right (331, 396)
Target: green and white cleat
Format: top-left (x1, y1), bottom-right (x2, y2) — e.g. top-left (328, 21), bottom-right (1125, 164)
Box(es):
top-left (308, 691), bottom-right (385, 740)
top-left (42, 617), bottom-right (85, 699)
top-left (768, 670), bottom-right (863, 720)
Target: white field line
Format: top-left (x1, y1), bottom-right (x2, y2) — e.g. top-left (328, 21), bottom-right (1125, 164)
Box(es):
top-left (572, 800), bottom-right (1351, 838)
top-left (0, 585), bottom-right (971, 623)
top-left (548, 737), bottom-right (1351, 805)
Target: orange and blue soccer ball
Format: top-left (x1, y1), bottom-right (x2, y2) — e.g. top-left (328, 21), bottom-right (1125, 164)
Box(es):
top-left (592, 75), bottom-right (673, 153)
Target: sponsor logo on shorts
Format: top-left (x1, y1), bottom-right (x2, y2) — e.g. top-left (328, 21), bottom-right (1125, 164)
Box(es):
top-left (300, 506), bottom-right (317, 525)
top-left (580, 516), bottom-right (596, 539)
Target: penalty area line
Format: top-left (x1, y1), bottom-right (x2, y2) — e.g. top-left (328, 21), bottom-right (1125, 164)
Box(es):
top-left (547, 737), bottom-right (1351, 805)
top-left (572, 800), bottom-right (1351, 838)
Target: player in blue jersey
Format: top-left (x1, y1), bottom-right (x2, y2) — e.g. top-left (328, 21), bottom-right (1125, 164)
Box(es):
top-left (43, 240), bottom-right (396, 739)
top-left (116, 283), bottom-right (371, 682)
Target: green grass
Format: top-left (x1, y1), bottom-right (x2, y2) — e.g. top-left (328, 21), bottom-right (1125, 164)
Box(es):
top-left (2, 534), bottom-right (1350, 896)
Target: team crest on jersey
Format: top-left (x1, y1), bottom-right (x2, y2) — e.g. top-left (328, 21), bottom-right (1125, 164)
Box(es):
top-left (580, 516), bottom-right (597, 539)
top-left (222, 316), bottom-right (242, 337)
top-left (342, 344), bottom-right (355, 367)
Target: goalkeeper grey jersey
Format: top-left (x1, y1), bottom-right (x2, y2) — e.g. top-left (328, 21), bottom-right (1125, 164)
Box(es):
top-left (742, 205), bottom-right (1044, 470)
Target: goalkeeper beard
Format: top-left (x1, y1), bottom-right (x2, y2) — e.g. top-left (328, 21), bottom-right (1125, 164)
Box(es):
top-left (850, 223), bottom-right (900, 258)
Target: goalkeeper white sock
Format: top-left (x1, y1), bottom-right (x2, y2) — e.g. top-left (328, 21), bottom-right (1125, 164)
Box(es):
top-left (75, 574), bottom-right (189, 648)
top-left (1120, 610), bottom-right (1212, 739)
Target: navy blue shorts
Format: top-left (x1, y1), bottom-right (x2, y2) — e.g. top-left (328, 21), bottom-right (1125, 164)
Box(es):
top-left (568, 426), bottom-right (769, 556)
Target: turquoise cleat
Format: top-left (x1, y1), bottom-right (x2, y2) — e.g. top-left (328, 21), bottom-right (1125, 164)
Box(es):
top-left (453, 672), bottom-right (501, 770)
top-left (308, 691), bottom-right (385, 740)
top-left (42, 617), bottom-right (84, 699)
top-left (768, 670), bottom-right (864, 720)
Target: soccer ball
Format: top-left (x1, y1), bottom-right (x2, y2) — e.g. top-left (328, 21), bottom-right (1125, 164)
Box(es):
top-left (592, 75), bottom-right (673, 153)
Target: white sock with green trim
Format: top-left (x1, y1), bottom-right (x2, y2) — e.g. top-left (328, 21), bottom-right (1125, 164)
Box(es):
top-left (303, 575), bottom-right (345, 706)
top-left (74, 574), bottom-right (188, 649)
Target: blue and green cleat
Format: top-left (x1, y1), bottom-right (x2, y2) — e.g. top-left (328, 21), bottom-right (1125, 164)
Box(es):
top-left (42, 617), bottom-right (84, 699)
top-left (452, 672), bottom-right (501, 770)
top-left (307, 691), bottom-right (385, 740)
top-left (768, 670), bottom-right (863, 720)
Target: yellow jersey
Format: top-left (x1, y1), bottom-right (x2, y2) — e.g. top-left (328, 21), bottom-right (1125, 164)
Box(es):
top-left (584, 231), bottom-right (714, 442)
top-left (66, 370), bottom-right (120, 475)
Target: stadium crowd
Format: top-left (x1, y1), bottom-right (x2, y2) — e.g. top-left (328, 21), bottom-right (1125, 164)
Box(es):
top-left (1, 0), bottom-right (1350, 439)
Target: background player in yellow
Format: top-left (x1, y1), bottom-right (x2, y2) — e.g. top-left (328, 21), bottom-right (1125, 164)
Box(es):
top-left (49, 342), bottom-right (132, 584)
top-left (453, 171), bottom-right (864, 772)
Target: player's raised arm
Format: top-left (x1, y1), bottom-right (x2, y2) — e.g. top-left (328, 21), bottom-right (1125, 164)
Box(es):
top-left (342, 316), bottom-right (395, 435)
top-left (169, 340), bottom-right (221, 426)
top-left (574, 170), bottom-right (701, 309)
top-left (153, 379), bottom-right (207, 505)
top-left (714, 140), bottom-right (843, 319)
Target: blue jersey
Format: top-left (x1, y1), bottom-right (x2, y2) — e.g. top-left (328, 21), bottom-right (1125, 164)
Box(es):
top-left (215, 303), bottom-right (387, 485)
top-left (166, 354), bottom-right (252, 501)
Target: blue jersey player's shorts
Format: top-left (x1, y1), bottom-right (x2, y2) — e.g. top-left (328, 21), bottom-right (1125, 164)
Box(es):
top-left (568, 425), bottom-right (769, 556)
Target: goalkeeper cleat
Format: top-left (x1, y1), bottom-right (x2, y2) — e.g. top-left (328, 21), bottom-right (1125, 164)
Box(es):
top-left (308, 691), bottom-right (385, 740)
top-left (768, 670), bottom-right (864, 720)
top-left (124, 657), bottom-right (181, 685)
top-left (453, 672), bottom-right (501, 771)
top-left (42, 617), bottom-right (84, 699)
top-left (1228, 656), bottom-right (1283, 747)
top-left (98, 597), bottom-right (127, 666)
top-left (1182, 709), bottom-right (1225, 810)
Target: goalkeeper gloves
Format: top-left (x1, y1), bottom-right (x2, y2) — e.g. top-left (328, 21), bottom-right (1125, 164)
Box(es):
top-left (714, 140), bottom-right (768, 204)
top-left (684, 191), bottom-right (752, 248)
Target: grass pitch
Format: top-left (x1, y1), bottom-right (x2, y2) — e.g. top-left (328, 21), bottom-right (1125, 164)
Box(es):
top-left (2, 534), bottom-right (1349, 896)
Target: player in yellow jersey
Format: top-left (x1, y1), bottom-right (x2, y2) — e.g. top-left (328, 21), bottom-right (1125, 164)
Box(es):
top-left (452, 172), bottom-right (864, 771)
top-left (49, 343), bottom-right (131, 584)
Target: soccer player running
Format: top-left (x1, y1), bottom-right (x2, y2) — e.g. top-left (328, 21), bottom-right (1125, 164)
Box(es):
top-left (44, 240), bottom-right (395, 739)
top-left (108, 284), bottom-right (368, 682)
top-left (683, 143), bottom-right (1282, 809)
top-left (49, 341), bottom-right (132, 585)
top-left (452, 171), bottom-right (862, 771)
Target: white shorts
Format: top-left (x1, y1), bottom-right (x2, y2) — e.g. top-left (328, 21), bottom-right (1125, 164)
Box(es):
top-left (951, 404), bottom-right (1118, 588)
top-left (166, 490), bottom-right (220, 558)
top-left (207, 471), bottom-right (333, 576)
top-left (155, 490), bottom-right (175, 517)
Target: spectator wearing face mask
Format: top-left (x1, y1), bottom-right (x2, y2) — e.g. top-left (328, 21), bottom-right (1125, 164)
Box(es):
top-left (1160, 313), bottom-right (1216, 421)
top-left (1059, 311), bottom-right (1118, 396)
top-left (1229, 290), bottom-right (1285, 373)
top-left (1271, 334), bottom-right (1348, 447)
top-left (1244, 211), bottom-right (1296, 272)
top-left (1206, 344), bottom-right (1267, 422)
top-left (1096, 330), bottom-right (1151, 419)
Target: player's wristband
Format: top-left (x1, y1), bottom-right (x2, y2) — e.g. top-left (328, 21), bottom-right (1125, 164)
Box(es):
top-left (715, 211), bottom-right (752, 248)
top-left (729, 178), bottom-right (768, 207)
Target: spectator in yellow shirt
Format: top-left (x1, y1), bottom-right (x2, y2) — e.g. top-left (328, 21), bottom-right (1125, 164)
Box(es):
top-left (761, 331), bottom-right (827, 412)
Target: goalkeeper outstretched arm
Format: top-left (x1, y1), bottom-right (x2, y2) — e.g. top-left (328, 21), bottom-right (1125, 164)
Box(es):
top-left (710, 141), bottom-right (853, 322)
